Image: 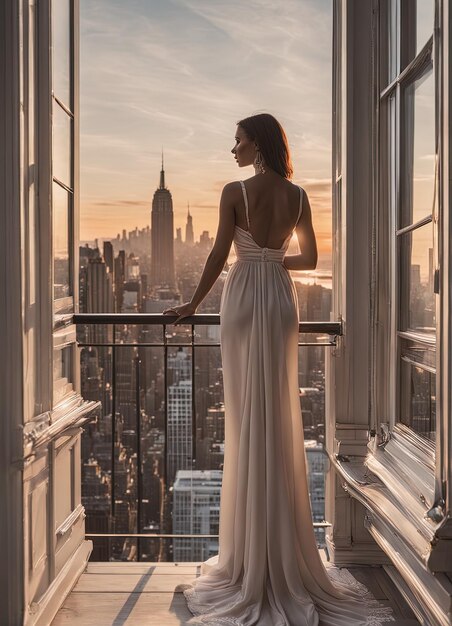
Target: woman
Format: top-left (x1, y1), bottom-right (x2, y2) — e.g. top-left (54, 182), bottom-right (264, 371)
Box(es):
top-left (163, 113), bottom-right (393, 625)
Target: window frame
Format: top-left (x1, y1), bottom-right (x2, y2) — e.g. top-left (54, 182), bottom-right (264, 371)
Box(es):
top-left (378, 0), bottom-right (442, 510)
top-left (50, 0), bottom-right (80, 409)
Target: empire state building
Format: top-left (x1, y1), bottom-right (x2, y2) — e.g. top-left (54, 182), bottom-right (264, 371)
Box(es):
top-left (150, 157), bottom-right (176, 289)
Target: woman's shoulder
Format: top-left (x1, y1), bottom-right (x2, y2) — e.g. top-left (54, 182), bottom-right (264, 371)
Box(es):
top-left (222, 176), bottom-right (305, 197)
top-left (219, 181), bottom-right (244, 203)
top-left (222, 178), bottom-right (249, 188)
top-left (288, 179), bottom-right (304, 192)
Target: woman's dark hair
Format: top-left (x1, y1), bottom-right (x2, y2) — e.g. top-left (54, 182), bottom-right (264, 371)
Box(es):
top-left (237, 113), bottom-right (293, 179)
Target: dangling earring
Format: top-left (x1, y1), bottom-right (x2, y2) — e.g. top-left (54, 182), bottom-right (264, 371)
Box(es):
top-left (254, 148), bottom-right (266, 174)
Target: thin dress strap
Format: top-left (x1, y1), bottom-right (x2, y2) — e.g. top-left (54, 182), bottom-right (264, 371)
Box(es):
top-left (296, 186), bottom-right (304, 225)
top-left (239, 181), bottom-right (250, 230)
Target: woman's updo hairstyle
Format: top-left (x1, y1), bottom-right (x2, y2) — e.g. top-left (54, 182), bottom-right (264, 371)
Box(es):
top-left (237, 113), bottom-right (293, 180)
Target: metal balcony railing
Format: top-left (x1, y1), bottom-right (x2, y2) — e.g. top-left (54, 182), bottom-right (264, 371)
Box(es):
top-left (75, 313), bottom-right (342, 560)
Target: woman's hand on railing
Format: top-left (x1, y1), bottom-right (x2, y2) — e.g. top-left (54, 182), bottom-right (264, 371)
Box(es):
top-left (163, 302), bottom-right (198, 325)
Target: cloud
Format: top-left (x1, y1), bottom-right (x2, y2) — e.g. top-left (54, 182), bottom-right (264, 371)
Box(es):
top-left (80, 0), bottom-right (333, 253)
top-left (91, 199), bottom-right (150, 207)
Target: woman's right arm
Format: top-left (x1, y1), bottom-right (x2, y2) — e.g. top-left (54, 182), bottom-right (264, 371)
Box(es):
top-left (187, 183), bottom-right (236, 308)
top-left (283, 190), bottom-right (318, 271)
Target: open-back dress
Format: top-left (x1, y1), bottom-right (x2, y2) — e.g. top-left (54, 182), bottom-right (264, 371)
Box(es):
top-left (182, 180), bottom-right (394, 625)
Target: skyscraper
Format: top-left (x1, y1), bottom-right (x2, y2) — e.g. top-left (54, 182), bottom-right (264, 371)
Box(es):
top-left (114, 250), bottom-right (126, 312)
top-left (167, 349), bottom-right (192, 484)
top-left (86, 257), bottom-right (114, 313)
top-left (103, 240), bottom-right (114, 276)
top-left (173, 469), bottom-right (222, 561)
top-left (150, 154), bottom-right (176, 289)
top-left (185, 202), bottom-right (194, 245)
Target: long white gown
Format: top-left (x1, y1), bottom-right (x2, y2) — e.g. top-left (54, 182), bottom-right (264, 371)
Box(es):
top-left (182, 181), bottom-right (394, 625)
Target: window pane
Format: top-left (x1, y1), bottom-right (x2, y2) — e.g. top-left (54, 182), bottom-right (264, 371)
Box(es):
top-left (387, 0), bottom-right (398, 83)
top-left (400, 0), bottom-right (434, 70)
top-left (400, 66), bottom-right (435, 227)
top-left (53, 102), bottom-right (72, 187)
top-left (52, 0), bottom-right (71, 107)
top-left (415, 1), bottom-right (434, 54)
top-left (54, 182), bottom-right (71, 299)
top-left (54, 345), bottom-right (74, 404)
top-left (401, 336), bottom-right (436, 370)
top-left (399, 223), bottom-right (435, 334)
top-left (400, 356), bottom-right (435, 441)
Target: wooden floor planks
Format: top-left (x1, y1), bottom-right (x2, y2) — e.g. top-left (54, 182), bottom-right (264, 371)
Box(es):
top-left (52, 561), bottom-right (419, 625)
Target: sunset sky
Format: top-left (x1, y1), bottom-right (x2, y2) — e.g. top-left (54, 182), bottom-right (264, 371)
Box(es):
top-left (80, 0), bottom-right (333, 262)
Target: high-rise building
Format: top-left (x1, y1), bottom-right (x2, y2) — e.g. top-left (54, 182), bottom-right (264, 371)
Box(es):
top-left (167, 349), bottom-right (192, 484)
top-left (103, 241), bottom-right (114, 276)
top-left (150, 155), bottom-right (176, 289)
top-left (114, 250), bottom-right (126, 312)
top-left (86, 257), bottom-right (114, 313)
top-left (173, 469), bottom-right (222, 561)
top-left (82, 458), bottom-right (110, 561)
top-left (168, 381), bottom-right (192, 485)
top-left (199, 230), bottom-right (212, 251)
top-left (185, 203), bottom-right (194, 245)
top-left (305, 441), bottom-right (328, 547)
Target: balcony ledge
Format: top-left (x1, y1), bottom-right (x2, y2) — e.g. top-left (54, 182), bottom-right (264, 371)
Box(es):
top-left (331, 449), bottom-right (452, 626)
top-left (51, 558), bottom-right (418, 626)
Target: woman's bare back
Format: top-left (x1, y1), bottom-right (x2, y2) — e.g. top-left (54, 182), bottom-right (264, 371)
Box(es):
top-left (234, 173), bottom-right (303, 250)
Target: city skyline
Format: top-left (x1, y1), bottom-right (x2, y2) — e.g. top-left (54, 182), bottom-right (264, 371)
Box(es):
top-left (80, 0), bottom-right (333, 258)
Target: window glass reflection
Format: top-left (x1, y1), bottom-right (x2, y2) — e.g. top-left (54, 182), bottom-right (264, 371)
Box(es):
top-left (401, 67), bottom-right (435, 227)
top-left (401, 337), bottom-right (435, 370)
top-left (387, 0), bottom-right (398, 83)
top-left (400, 358), bottom-right (435, 441)
top-left (400, 0), bottom-right (434, 69)
top-left (53, 345), bottom-right (74, 404)
top-left (52, 0), bottom-right (71, 106)
top-left (53, 102), bottom-right (72, 187)
top-left (415, 0), bottom-right (434, 55)
top-left (399, 223), bottom-right (435, 334)
top-left (53, 183), bottom-right (71, 299)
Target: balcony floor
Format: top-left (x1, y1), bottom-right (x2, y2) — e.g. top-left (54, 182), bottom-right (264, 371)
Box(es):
top-left (52, 559), bottom-right (419, 625)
